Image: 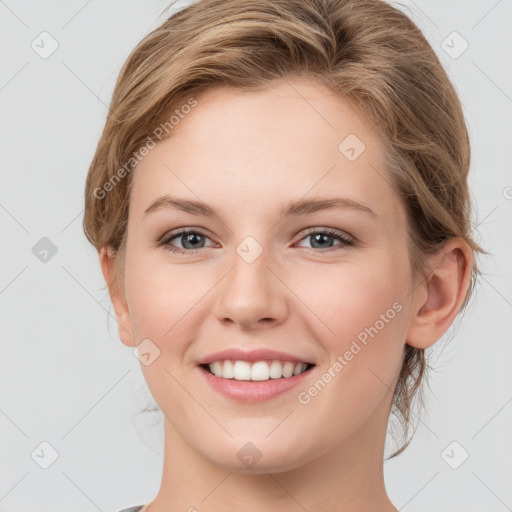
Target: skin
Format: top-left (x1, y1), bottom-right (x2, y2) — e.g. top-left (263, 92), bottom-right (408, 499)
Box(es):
top-left (99, 78), bottom-right (472, 512)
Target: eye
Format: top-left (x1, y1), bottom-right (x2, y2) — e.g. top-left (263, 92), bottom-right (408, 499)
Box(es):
top-left (158, 227), bottom-right (354, 254)
top-left (159, 229), bottom-right (216, 253)
top-left (295, 228), bottom-right (354, 251)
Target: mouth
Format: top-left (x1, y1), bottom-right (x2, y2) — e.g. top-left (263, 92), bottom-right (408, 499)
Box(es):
top-left (199, 360), bottom-right (316, 381)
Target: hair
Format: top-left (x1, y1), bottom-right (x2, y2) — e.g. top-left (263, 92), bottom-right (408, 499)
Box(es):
top-left (83, 0), bottom-right (483, 458)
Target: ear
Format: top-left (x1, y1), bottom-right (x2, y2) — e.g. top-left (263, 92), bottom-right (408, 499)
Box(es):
top-left (99, 246), bottom-right (135, 347)
top-left (406, 238), bottom-right (473, 349)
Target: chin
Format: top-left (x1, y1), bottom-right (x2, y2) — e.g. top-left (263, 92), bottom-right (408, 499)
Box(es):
top-left (199, 435), bottom-right (314, 474)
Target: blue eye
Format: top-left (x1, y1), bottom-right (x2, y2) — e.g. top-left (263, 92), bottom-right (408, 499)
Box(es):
top-left (297, 228), bottom-right (353, 251)
top-left (160, 229), bottom-right (214, 253)
top-left (159, 228), bottom-right (353, 254)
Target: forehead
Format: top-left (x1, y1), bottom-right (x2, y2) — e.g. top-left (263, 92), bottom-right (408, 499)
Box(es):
top-left (129, 78), bottom-right (401, 223)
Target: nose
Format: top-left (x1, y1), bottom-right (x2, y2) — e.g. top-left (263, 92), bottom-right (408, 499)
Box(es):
top-left (213, 246), bottom-right (288, 331)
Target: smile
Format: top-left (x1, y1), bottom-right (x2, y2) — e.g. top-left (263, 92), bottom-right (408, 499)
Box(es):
top-left (198, 360), bottom-right (316, 402)
top-left (202, 360), bottom-right (314, 381)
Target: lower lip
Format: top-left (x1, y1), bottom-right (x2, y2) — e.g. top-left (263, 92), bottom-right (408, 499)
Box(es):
top-left (198, 365), bottom-right (314, 402)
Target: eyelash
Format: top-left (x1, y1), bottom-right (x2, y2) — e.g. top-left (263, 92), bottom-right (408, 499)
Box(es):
top-left (158, 228), bottom-right (354, 255)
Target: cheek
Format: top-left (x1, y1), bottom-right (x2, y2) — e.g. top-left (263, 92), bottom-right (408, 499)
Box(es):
top-left (124, 247), bottom-right (206, 340)
top-left (123, 252), bottom-right (209, 419)
top-left (289, 266), bottom-right (409, 440)
top-left (290, 253), bottom-right (410, 403)
top-left (291, 254), bottom-right (411, 346)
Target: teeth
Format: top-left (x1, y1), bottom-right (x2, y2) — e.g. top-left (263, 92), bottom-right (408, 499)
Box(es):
top-left (223, 360), bottom-right (234, 379)
top-left (233, 360), bottom-right (251, 380)
top-left (269, 360), bottom-right (283, 379)
top-left (207, 360), bottom-right (309, 381)
top-left (283, 361), bottom-right (294, 378)
top-left (211, 361), bottom-right (222, 376)
top-left (251, 361), bottom-right (270, 381)
top-left (292, 362), bottom-right (304, 376)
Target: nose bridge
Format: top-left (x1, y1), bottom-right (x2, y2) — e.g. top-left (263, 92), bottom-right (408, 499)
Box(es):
top-left (214, 234), bottom-right (287, 328)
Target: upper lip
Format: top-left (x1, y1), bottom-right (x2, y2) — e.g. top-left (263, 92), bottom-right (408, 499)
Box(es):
top-left (196, 348), bottom-right (316, 366)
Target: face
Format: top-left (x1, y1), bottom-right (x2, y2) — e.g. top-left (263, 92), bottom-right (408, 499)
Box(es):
top-left (118, 78), bottom-right (418, 473)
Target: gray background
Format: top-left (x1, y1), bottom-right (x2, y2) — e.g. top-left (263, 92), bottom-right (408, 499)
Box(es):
top-left (1, 1), bottom-right (511, 511)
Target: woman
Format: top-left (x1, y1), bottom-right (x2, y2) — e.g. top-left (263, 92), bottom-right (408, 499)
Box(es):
top-left (83, 0), bottom-right (482, 510)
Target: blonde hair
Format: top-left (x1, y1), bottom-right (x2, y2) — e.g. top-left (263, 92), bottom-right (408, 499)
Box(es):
top-left (83, 0), bottom-right (483, 457)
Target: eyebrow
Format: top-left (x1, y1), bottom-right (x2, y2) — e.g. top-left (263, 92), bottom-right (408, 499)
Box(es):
top-left (143, 195), bottom-right (376, 218)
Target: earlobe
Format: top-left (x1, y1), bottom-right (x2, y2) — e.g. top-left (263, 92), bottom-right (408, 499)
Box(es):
top-left (98, 246), bottom-right (135, 347)
top-left (406, 238), bottom-right (472, 350)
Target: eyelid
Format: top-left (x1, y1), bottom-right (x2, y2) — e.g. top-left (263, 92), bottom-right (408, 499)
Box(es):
top-left (158, 228), bottom-right (217, 248)
top-left (298, 226), bottom-right (354, 244)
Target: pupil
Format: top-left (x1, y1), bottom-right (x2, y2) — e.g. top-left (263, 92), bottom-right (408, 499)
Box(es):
top-left (311, 233), bottom-right (332, 248)
top-left (184, 233), bottom-right (203, 249)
